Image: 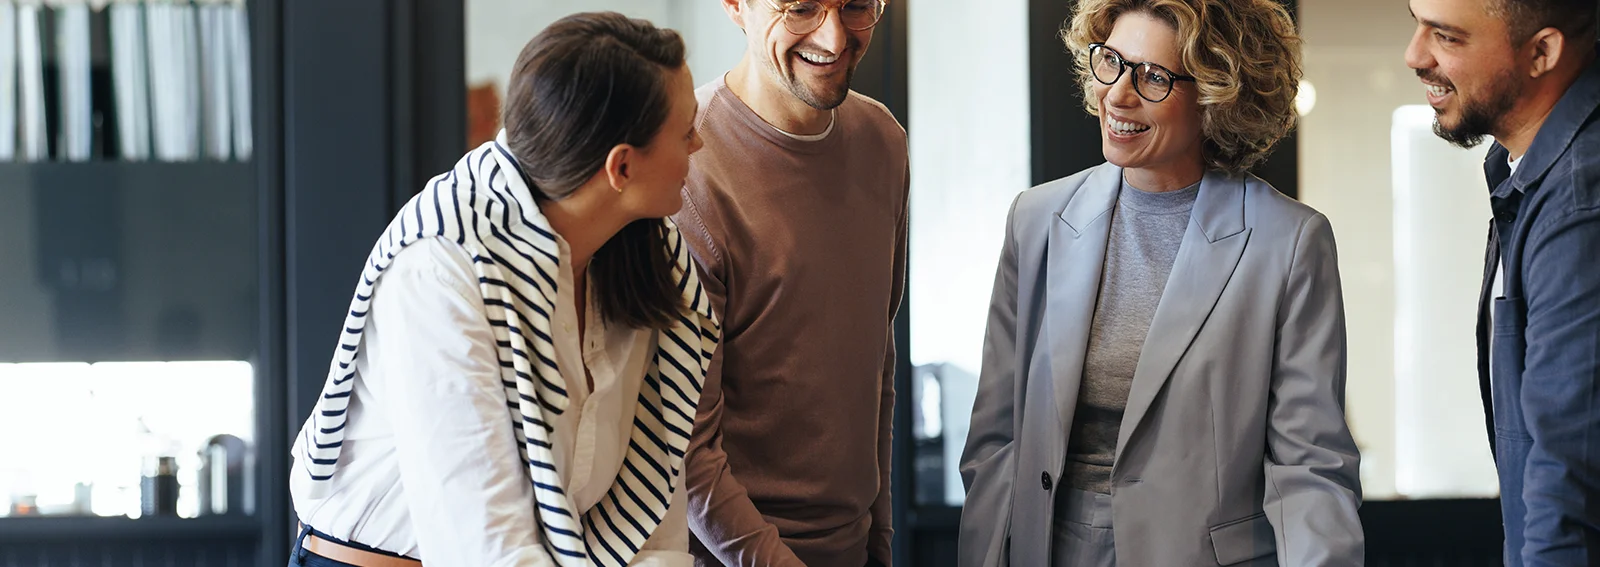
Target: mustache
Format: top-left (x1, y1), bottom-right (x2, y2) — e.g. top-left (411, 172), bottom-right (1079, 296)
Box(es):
top-left (1416, 68), bottom-right (1454, 88)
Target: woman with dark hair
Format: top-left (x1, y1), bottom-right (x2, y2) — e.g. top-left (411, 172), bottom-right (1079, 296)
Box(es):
top-left (958, 0), bottom-right (1363, 565)
top-left (287, 12), bottom-right (716, 567)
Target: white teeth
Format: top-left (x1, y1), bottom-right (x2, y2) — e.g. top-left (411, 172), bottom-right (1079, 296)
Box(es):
top-left (798, 52), bottom-right (839, 65)
top-left (1426, 84), bottom-right (1453, 97)
top-left (1108, 117), bottom-right (1151, 134)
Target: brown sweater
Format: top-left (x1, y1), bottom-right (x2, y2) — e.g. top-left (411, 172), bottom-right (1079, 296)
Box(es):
top-left (673, 77), bottom-right (908, 567)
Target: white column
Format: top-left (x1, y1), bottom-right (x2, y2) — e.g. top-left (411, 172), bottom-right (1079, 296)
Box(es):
top-left (1389, 105), bottom-right (1498, 498)
top-left (908, 0), bottom-right (1031, 505)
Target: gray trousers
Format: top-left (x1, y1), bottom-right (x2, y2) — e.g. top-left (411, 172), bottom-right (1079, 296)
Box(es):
top-left (1051, 488), bottom-right (1117, 567)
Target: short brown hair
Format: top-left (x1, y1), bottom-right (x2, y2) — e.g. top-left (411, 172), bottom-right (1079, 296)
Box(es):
top-left (502, 12), bottom-right (687, 330)
top-left (1062, 0), bottom-right (1302, 173)
top-left (1489, 0), bottom-right (1598, 45)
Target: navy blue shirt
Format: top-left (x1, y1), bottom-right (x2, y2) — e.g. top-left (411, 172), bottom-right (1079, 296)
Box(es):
top-left (1478, 44), bottom-right (1600, 567)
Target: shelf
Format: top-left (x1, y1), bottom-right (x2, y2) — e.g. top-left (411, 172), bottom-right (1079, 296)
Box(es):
top-left (0, 515), bottom-right (260, 542)
top-left (0, 160), bottom-right (254, 189)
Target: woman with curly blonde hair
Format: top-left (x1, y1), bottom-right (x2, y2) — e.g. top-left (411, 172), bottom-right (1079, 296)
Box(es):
top-left (957, 0), bottom-right (1364, 565)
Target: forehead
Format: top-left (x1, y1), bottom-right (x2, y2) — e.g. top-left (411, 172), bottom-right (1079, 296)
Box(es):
top-left (1103, 11), bottom-right (1183, 70)
top-left (1409, 0), bottom-right (1501, 33)
top-left (669, 67), bottom-right (697, 118)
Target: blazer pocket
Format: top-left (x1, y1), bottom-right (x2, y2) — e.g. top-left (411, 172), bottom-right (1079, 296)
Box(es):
top-left (1209, 512), bottom-right (1275, 566)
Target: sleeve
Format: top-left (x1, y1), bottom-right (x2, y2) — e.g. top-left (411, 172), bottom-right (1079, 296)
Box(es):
top-left (674, 199), bottom-right (807, 567)
top-left (367, 239), bottom-right (554, 567)
top-left (956, 194), bottom-right (1024, 567)
top-left (1260, 213), bottom-right (1365, 567)
top-left (867, 166), bottom-right (910, 566)
top-left (1516, 200), bottom-right (1600, 566)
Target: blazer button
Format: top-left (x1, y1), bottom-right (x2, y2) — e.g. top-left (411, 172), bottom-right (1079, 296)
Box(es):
top-left (1041, 471), bottom-right (1053, 492)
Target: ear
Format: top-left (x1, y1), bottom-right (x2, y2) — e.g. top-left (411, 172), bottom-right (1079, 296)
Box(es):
top-left (603, 144), bottom-right (635, 192)
top-left (1527, 27), bottom-right (1567, 79)
top-left (722, 0), bottom-right (747, 30)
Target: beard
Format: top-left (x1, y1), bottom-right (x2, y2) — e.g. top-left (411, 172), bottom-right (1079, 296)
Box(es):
top-left (1422, 67), bottom-right (1523, 149)
top-left (765, 42), bottom-right (860, 110)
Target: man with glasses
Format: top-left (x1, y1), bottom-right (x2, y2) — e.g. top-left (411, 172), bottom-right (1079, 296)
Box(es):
top-left (672, 1), bottom-right (907, 566)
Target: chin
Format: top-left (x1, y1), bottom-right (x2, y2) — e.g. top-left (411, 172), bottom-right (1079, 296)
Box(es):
top-left (1101, 147), bottom-right (1137, 170)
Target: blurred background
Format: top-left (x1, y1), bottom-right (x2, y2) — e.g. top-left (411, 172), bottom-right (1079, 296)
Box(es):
top-left (0, 0), bottom-right (1523, 564)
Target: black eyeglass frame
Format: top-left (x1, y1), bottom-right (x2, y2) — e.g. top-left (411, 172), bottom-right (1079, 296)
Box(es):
top-left (764, 0), bottom-right (890, 35)
top-left (1087, 43), bottom-right (1197, 103)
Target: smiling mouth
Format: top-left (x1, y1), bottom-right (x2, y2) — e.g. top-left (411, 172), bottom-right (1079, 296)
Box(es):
top-left (1425, 83), bottom-right (1455, 98)
top-left (796, 51), bottom-right (841, 66)
top-left (1108, 116), bottom-right (1151, 135)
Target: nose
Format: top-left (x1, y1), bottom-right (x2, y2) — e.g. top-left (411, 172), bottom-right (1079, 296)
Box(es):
top-left (1404, 25), bottom-right (1434, 73)
top-left (689, 129), bottom-right (704, 155)
top-left (1103, 68), bottom-right (1142, 108)
top-left (806, 7), bottom-right (849, 54)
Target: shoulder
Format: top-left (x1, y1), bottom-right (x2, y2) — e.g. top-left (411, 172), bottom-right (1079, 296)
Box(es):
top-left (1012, 163), bottom-right (1110, 229)
top-left (381, 237), bottom-right (479, 297)
top-left (1240, 173), bottom-right (1329, 242)
top-left (422, 141), bottom-right (509, 218)
top-left (1545, 120), bottom-right (1600, 212)
top-left (695, 80), bottom-right (732, 130)
top-left (844, 90), bottom-right (907, 144)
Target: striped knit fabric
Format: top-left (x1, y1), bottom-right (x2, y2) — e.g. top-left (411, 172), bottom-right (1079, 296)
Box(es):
top-left (291, 133), bottom-right (721, 566)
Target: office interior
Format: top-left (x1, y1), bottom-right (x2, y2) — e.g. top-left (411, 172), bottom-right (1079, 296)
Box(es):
top-left (0, 0), bottom-right (1513, 565)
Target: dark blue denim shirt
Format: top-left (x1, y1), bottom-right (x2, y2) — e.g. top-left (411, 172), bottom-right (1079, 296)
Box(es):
top-left (1479, 43), bottom-right (1600, 567)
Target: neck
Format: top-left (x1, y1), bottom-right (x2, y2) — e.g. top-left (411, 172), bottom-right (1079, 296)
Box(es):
top-left (1495, 93), bottom-right (1563, 160)
top-left (537, 185), bottom-right (632, 276)
top-left (725, 58), bottom-right (834, 135)
top-left (1122, 159), bottom-right (1205, 193)
top-left (1496, 51), bottom-right (1595, 159)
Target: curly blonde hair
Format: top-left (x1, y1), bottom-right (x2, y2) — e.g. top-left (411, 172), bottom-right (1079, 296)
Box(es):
top-left (1061, 0), bottom-right (1302, 173)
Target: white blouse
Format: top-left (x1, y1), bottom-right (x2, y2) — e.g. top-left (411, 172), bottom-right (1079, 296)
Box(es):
top-left (288, 236), bottom-right (690, 567)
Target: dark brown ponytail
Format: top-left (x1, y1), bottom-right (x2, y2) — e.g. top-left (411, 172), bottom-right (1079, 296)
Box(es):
top-left (501, 11), bottom-right (687, 330)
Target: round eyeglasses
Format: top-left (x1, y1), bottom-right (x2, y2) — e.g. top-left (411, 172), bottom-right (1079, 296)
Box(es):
top-left (1088, 43), bottom-right (1196, 103)
top-left (767, 0), bottom-right (889, 36)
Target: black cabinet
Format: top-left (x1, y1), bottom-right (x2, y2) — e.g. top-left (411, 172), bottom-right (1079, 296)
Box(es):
top-left (0, 1), bottom-right (463, 565)
top-left (0, 162), bottom-right (257, 363)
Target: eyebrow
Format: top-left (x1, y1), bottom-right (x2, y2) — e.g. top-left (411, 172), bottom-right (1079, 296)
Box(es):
top-left (1100, 43), bottom-right (1183, 74)
top-left (1423, 18), bottom-right (1471, 37)
top-left (1409, 8), bottom-right (1471, 37)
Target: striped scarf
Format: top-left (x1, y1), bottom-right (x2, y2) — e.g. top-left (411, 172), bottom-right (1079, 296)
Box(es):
top-left (293, 134), bottom-right (720, 566)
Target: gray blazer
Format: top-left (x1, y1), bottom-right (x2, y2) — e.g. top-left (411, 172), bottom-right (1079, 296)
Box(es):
top-left (958, 163), bottom-right (1364, 567)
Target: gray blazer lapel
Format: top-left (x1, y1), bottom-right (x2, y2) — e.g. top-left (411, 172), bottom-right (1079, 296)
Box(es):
top-left (1115, 170), bottom-right (1251, 461)
top-left (1048, 164), bottom-right (1121, 434)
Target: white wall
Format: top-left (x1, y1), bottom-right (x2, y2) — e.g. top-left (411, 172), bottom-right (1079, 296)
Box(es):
top-left (467, 0), bottom-right (746, 95)
top-left (671, 0), bottom-right (748, 88)
top-left (907, 0), bottom-right (1031, 505)
top-left (1299, 0), bottom-right (1498, 499)
top-left (1390, 106), bottom-right (1498, 498)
